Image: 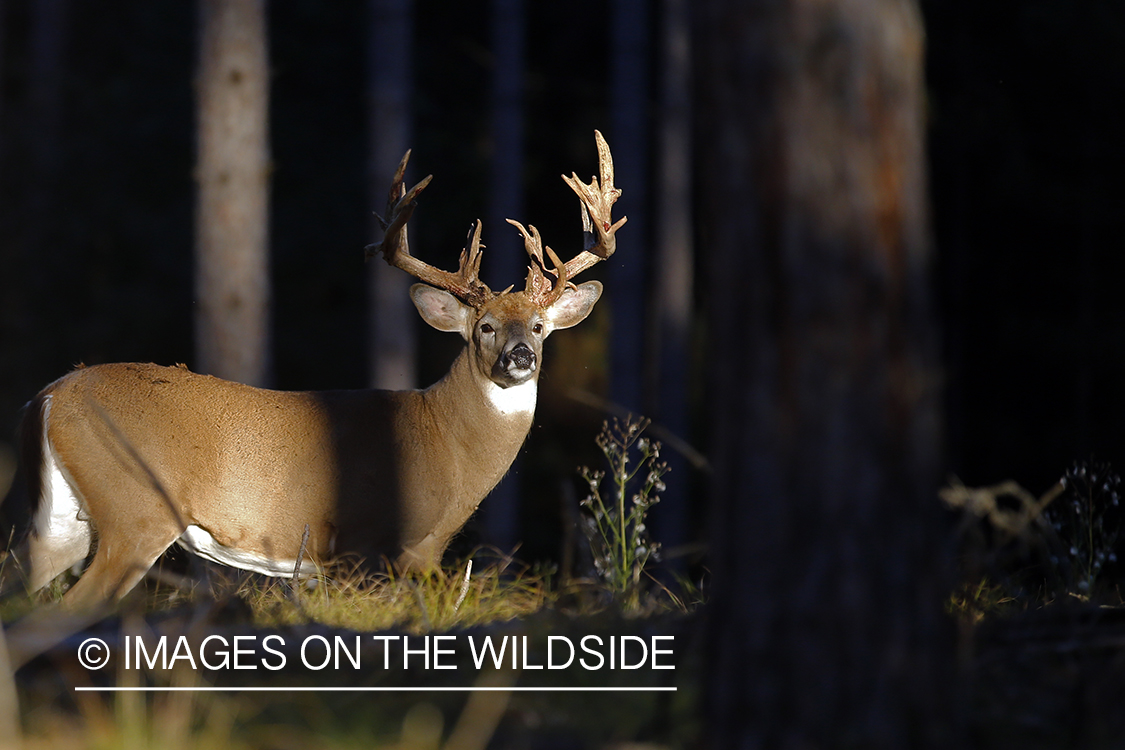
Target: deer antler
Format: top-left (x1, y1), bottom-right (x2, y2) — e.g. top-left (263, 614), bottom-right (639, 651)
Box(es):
top-left (510, 130), bottom-right (626, 307)
top-left (364, 151), bottom-right (494, 306)
top-left (559, 130), bottom-right (627, 279)
top-left (507, 219), bottom-right (569, 308)
top-left (368, 132), bottom-right (623, 309)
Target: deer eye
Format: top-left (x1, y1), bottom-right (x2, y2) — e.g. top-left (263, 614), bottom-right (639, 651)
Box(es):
top-left (532, 322), bottom-right (543, 334)
top-left (480, 323), bottom-right (494, 334)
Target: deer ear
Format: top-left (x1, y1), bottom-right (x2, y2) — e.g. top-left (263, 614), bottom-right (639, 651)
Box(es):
top-left (544, 281), bottom-right (602, 331)
top-left (410, 284), bottom-right (472, 335)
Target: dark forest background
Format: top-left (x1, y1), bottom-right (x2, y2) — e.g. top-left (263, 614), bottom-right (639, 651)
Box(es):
top-left (0, 0), bottom-right (1122, 562)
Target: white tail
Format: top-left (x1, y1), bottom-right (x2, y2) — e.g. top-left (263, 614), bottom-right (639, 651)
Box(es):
top-left (10, 131), bottom-right (625, 609)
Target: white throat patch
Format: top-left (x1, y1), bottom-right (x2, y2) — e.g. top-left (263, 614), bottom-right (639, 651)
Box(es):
top-left (486, 379), bottom-right (537, 416)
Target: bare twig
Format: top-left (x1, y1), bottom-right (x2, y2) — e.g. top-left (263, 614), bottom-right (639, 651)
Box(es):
top-left (286, 524), bottom-right (314, 622)
top-left (453, 559), bottom-right (473, 613)
top-left (292, 524), bottom-right (311, 583)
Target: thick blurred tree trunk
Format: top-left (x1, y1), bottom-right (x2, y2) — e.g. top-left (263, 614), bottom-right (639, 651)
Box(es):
top-left (649, 0), bottom-right (694, 563)
top-left (698, 0), bottom-right (956, 745)
top-left (481, 0), bottom-right (527, 551)
top-left (0, 2), bottom-right (5, 140)
top-left (194, 0), bottom-right (271, 386)
top-left (367, 0), bottom-right (415, 390)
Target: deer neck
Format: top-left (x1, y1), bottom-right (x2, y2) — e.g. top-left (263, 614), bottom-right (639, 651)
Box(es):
top-left (413, 347), bottom-right (537, 499)
top-left (423, 348), bottom-right (537, 438)
top-left (386, 348), bottom-right (534, 555)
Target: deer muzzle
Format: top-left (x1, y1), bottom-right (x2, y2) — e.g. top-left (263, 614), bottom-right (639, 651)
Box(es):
top-left (494, 342), bottom-right (537, 385)
top-left (504, 343), bottom-right (536, 372)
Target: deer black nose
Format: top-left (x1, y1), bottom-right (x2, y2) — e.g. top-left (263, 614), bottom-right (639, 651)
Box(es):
top-left (505, 343), bottom-right (536, 371)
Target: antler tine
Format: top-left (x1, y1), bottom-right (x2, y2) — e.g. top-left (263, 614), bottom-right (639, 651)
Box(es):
top-left (508, 219), bottom-right (570, 308)
top-left (541, 244), bottom-right (569, 306)
top-left (458, 220), bottom-right (490, 295)
top-left (365, 150), bottom-right (432, 260)
top-left (558, 130), bottom-right (628, 281)
top-left (364, 150), bottom-right (492, 305)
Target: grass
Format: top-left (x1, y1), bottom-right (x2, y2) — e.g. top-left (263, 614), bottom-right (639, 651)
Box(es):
top-left (4, 545), bottom-right (698, 749)
top-left (240, 553), bottom-right (553, 633)
top-left (946, 577), bottom-right (1022, 626)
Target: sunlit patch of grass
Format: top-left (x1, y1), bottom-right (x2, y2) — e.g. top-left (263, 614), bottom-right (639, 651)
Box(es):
top-left (241, 553), bottom-right (553, 633)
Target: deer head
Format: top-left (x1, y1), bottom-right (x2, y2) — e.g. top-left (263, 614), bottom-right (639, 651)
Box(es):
top-left (366, 130), bottom-right (626, 399)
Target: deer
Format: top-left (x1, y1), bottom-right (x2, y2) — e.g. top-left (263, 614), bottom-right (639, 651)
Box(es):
top-left (3, 131), bottom-right (625, 611)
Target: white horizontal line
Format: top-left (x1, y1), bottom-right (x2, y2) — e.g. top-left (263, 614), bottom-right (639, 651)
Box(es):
top-left (75, 686), bottom-right (676, 693)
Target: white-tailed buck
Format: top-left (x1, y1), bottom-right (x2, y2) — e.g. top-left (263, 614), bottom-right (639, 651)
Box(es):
top-left (4, 131), bottom-right (625, 610)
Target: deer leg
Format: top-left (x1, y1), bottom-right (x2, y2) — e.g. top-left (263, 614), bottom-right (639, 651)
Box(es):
top-left (4, 527), bottom-right (177, 669)
top-left (27, 531), bottom-right (91, 593)
top-left (395, 533), bottom-right (444, 572)
top-left (58, 526), bottom-right (180, 610)
top-left (43, 425), bottom-right (188, 607)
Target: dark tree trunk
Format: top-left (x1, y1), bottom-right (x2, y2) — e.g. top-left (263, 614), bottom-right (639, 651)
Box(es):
top-left (609, 0), bottom-right (650, 415)
top-left (1, 0), bottom-right (69, 406)
top-left (367, 0), bottom-right (415, 390)
top-left (194, 0), bottom-right (271, 386)
top-left (485, 0), bottom-right (525, 292)
top-left (26, 0), bottom-right (68, 241)
top-left (649, 0), bottom-right (695, 562)
top-left (481, 0), bottom-right (527, 551)
top-left (698, 0), bottom-right (956, 745)
top-left (0, 2), bottom-right (5, 143)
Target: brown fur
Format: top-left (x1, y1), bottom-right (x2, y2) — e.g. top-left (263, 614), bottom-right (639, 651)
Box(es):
top-left (22, 283), bottom-right (601, 609)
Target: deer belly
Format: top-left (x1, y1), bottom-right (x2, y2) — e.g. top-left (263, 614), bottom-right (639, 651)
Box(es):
top-left (177, 525), bottom-right (312, 578)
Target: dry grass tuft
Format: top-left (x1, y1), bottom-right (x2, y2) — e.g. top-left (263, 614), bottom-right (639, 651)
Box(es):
top-left (240, 552), bottom-right (552, 633)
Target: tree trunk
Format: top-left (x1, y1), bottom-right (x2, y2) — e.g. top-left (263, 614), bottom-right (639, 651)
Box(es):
top-left (194, 0), bottom-right (271, 386)
top-left (480, 0), bottom-right (527, 551)
top-left (609, 0), bottom-right (650, 415)
top-left (3, 0), bottom-right (69, 401)
top-left (26, 0), bottom-right (68, 241)
top-left (367, 0), bottom-right (415, 390)
top-left (485, 0), bottom-right (525, 292)
top-left (649, 0), bottom-right (694, 563)
top-left (698, 0), bottom-right (956, 745)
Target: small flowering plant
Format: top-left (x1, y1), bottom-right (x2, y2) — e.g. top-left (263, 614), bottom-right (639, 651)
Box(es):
top-left (578, 416), bottom-right (668, 607)
top-left (1044, 460), bottom-right (1123, 598)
